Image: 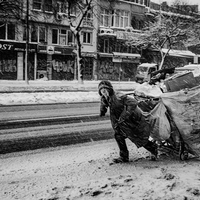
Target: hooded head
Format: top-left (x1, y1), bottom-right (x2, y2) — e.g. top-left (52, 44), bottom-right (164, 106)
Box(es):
top-left (98, 80), bottom-right (114, 96)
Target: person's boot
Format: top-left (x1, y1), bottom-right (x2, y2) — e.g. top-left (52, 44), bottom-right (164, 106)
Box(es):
top-left (112, 156), bottom-right (129, 163)
top-left (112, 151), bottom-right (129, 163)
top-left (143, 141), bottom-right (158, 161)
top-left (113, 133), bottom-right (129, 163)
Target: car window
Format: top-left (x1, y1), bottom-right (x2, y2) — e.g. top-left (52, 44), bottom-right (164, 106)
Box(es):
top-left (137, 66), bottom-right (148, 73)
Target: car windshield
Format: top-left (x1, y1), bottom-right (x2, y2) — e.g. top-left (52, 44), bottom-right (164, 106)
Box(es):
top-left (137, 66), bottom-right (148, 73)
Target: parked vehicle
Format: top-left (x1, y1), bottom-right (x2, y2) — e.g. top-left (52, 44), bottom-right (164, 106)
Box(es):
top-left (135, 63), bottom-right (158, 83)
top-left (175, 64), bottom-right (200, 76)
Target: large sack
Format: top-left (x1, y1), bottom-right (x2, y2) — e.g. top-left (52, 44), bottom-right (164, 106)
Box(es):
top-left (147, 102), bottom-right (171, 141)
top-left (161, 87), bottom-right (200, 156)
top-left (134, 82), bottom-right (163, 98)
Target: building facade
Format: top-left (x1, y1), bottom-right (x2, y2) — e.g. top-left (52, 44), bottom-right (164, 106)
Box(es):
top-left (0, 0), bottom-right (98, 81)
top-left (0, 0), bottom-right (199, 81)
top-left (96, 0), bottom-right (150, 81)
top-left (0, 0), bottom-right (150, 81)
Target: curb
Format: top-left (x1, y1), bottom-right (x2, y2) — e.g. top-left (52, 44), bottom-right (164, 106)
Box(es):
top-left (0, 114), bottom-right (109, 129)
top-left (0, 128), bottom-right (114, 154)
top-left (0, 114), bottom-right (112, 154)
top-left (0, 89), bottom-right (134, 93)
top-left (0, 101), bottom-right (100, 107)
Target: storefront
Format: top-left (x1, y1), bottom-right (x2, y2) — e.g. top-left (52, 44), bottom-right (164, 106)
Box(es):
top-left (0, 41), bottom-right (37, 80)
top-left (112, 52), bottom-right (141, 81)
top-left (81, 52), bottom-right (97, 80)
top-left (38, 45), bottom-right (76, 80)
top-left (97, 52), bottom-right (141, 81)
top-left (97, 53), bottom-right (116, 80)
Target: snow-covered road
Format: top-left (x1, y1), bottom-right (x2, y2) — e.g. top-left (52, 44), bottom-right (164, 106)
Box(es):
top-left (1, 140), bottom-right (200, 200)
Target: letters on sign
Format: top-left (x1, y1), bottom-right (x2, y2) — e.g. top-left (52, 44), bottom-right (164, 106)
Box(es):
top-left (0, 43), bottom-right (14, 51)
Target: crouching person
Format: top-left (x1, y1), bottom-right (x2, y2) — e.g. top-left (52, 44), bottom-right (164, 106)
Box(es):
top-left (98, 80), bottom-right (158, 163)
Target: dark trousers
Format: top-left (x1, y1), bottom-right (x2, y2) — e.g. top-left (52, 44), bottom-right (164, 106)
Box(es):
top-left (115, 131), bottom-right (157, 158)
top-left (114, 131), bottom-right (129, 159)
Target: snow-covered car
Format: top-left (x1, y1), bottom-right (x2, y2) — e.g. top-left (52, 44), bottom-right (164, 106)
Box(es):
top-left (175, 64), bottom-right (200, 77)
top-left (135, 63), bottom-right (158, 83)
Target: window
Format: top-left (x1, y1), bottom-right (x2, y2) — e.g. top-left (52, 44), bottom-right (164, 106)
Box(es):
top-left (0, 23), bottom-right (6, 39)
top-left (144, 0), bottom-right (150, 7)
top-left (104, 39), bottom-right (109, 53)
top-left (70, 6), bottom-right (76, 15)
top-left (33, 0), bottom-right (42, 10)
top-left (112, 10), bottom-right (129, 28)
top-left (57, 1), bottom-right (66, 13)
top-left (100, 9), bottom-right (111, 27)
top-left (44, 0), bottom-right (52, 12)
top-left (115, 42), bottom-right (122, 52)
top-left (0, 23), bottom-right (15, 40)
top-left (83, 11), bottom-right (93, 27)
top-left (57, 1), bottom-right (76, 15)
top-left (31, 26), bottom-right (37, 42)
top-left (8, 24), bottom-right (15, 40)
top-left (52, 28), bottom-right (74, 45)
top-left (31, 26), bottom-right (46, 43)
top-left (68, 31), bottom-right (73, 44)
top-left (52, 29), bottom-right (58, 44)
top-left (82, 32), bottom-right (92, 44)
top-left (39, 27), bottom-right (46, 42)
top-left (59, 29), bottom-right (67, 45)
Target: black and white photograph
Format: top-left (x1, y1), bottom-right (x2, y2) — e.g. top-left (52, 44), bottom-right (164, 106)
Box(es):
top-left (1, 0), bottom-right (200, 199)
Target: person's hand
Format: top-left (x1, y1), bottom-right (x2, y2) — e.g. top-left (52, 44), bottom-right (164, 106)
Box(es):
top-left (100, 112), bottom-right (105, 117)
top-left (114, 119), bottom-right (124, 129)
top-left (114, 122), bottom-right (119, 130)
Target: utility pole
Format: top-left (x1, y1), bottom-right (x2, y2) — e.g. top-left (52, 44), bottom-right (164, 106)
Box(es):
top-left (25, 0), bottom-right (29, 84)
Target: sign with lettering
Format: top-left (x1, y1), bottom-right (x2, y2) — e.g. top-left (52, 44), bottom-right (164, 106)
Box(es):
top-left (0, 41), bottom-right (37, 52)
top-left (47, 46), bottom-right (55, 54)
top-left (113, 57), bottom-right (122, 62)
top-left (0, 43), bottom-right (14, 50)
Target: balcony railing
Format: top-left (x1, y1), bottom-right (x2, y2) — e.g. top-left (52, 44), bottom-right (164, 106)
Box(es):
top-left (82, 19), bottom-right (93, 27)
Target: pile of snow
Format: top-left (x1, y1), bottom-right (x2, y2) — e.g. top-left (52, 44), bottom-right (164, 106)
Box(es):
top-left (0, 82), bottom-right (164, 105)
top-left (134, 82), bottom-right (163, 98)
top-left (0, 91), bottom-right (100, 105)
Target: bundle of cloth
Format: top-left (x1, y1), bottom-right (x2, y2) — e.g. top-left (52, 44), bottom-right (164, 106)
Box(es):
top-left (137, 85), bottom-right (200, 158)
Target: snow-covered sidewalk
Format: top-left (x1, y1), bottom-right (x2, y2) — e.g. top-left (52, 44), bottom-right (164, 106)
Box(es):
top-left (0, 80), bottom-right (137, 92)
top-left (0, 80), bottom-right (163, 105)
top-left (1, 139), bottom-right (200, 200)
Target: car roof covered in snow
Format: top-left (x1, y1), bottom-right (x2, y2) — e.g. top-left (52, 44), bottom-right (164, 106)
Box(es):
top-left (176, 64), bottom-right (200, 71)
top-left (138, 63), bottom-right (157, 68)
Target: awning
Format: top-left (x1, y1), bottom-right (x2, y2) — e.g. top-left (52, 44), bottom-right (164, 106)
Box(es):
top-left (98, 52), bottom-right (113, 57)
top-left (162, 48), bottom-right (196, 58)
top-left (82, 51), bottom-right (97, 58)
top-left (113, 52), bottom-right (141, 58)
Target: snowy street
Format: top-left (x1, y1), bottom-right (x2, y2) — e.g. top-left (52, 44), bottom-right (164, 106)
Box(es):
top-left (1, 139), bottom-right (200, 200)
top-left (1, 80), bottom-right (200, 200)
top-left (0, 80), bottom-right (162, 105)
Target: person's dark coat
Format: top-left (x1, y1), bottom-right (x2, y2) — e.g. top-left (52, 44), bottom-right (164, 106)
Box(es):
top-left (100, 91), bottom-right (151, 148)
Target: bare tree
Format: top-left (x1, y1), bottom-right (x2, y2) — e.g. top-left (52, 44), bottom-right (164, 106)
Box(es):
top-left (53, 0), bottom-right (118, 83)
top-left (0, 0), bottom-right (22, 20)
top-left (129, 11), bottom-right (197, 70)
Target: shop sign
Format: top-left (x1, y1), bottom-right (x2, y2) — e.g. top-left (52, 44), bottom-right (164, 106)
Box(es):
top-left (38, 45), bottom-right (47, 53)
top-left (122, 58), bottom-right (139, 63)
top-left (0, 41), bottom-right (37, 52)
top-left (113, 57), bottom-right (122, 62)
top-left (54, 47), bottom-right (74, 55)
top-left (116, 31), bottom-right (140, 40)
top-left (47, 46), bottom-right (55, 54)
top-left (0, 43), bottom-right (14, 50)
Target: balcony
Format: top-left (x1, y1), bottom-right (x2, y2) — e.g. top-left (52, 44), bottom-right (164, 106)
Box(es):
top-left (82, 19), bottom-right (93, 27)
top-left (99, 28), bottom-right (116, 37)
